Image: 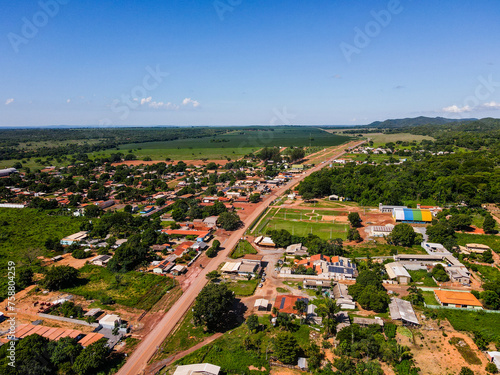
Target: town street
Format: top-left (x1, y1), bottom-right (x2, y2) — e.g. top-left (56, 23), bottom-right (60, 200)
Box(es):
top-left (117, 140), bottom-right (364, 375)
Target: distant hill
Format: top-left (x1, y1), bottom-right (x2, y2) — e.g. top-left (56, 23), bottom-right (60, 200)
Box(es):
top-left (366, 116), bottom-right (477, 129)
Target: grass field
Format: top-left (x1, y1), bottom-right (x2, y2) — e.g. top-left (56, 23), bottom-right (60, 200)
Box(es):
top-left (0, 208), bottom-right (85, 263)
top-left (422, 291), bottom-right (439, 305)
top-left (408, 269), bottom-right (438, 287)
top-left (436, 309), bottom-right (500, 342)
top-left (155, 309), bottom-right (213, 361)
top-left (229, 240), bottom-right (257, 259)
top-left (171, 315), bottom-right (312, 375)
top-left (88, 127), bottom-right (351, 161)
top-left (299, 199), bottom-right (362, 209)
top-left (225, 279), bottom-right (259, 297)
top-left (455, 233), bottom-right (500, 252)
top-left (63, 265), bottom-right (177, 310)
top-left (253, 207), bottom-right (349, 240)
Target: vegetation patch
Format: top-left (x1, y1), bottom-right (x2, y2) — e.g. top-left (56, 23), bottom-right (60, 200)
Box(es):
top-left (455, 233), bottom-right (500, 252)
top-left (63, 265), bottom-right (176, 310)
top-left (155, 310), bottom-right (213, 361)
top-left (230, 240), bottom-right (258, 259)
top-left (0, 208), bottom-right (85, 261)
top-left (449, 337), bottom-right (482, 365)
top-left (433, 309), bottom-right (500, 342)
top-left (226, 279), bottom-right (259, 297)
top-left (397, 326), bottom-right (413, 339)
top-left (408, 270), bottom-right (437, 287)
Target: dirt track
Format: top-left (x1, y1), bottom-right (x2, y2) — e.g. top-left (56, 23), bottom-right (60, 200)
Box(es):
top-left (117, 140), bottom-right (365, 375)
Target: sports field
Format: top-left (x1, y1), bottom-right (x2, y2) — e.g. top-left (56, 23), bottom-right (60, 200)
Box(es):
top-left (253, 207), bottom-right (349, 240)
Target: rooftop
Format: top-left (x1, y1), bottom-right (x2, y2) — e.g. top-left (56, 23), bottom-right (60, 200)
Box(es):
top-left (434, 290), bottom-right (482, 307)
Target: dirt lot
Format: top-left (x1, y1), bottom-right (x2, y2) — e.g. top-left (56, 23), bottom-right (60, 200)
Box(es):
top-left (399, 319), bottom-right (488, 375)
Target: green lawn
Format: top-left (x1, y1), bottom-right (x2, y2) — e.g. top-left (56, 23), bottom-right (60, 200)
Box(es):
top-left (408, 269), bottom-right (437, 287)
top-left (455, 233), bottom-right (500, 252)
top-left (63, 265), bottom-right (177, 310)
top-left (422, 291), bottom-right (439, 305)
top-left (263, 218), bottom-right (348, 240)
top-left (225, 279), bottom-right (259, 297)
top-left (0, 208), bottom-right (85, 262)
top-left (230, 240), bottom-right (258, 259)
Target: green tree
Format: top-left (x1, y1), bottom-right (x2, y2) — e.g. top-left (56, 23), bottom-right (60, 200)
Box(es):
top-left (459, 367), bottom-right (474, 375)
top-left (347, 227), bottom-right (362, 242)
top-left (249, 193), bottom-right (261, 203)
top-left (172, 207), bottom-right (186, 222)
top-left (246, 314), bottom-right (260, 332)
top-left (193, 283), bottom-right (235, 331)
top-left (217, 211), bottom-right (241, 231)
top-left (348, 212), bottom-right (362, 227)
top-left (84, 204), bottom-right (102, 218)
top-left (206, 270), bottom-right (220, 281)
top-left (72, 339), bottom-right (108, 375)
top-left (42, 266), bottom-right (79, 291)
top-left (274, 332), bottom-right (300, 364)
top-left (386, 223), bottom-right (419, 247)
top-left (483, 213), bottom-right (497, 234)
top-left (431, 264), bottom-right (450, 282)
top-left (449, 214), bottom-right (472, 231)
top-left (315, 297), bottom-right (340, 336)
top-left (486, 362), bottom-right (498, 374)
top-left (51, 337), bottom-right (82, 366)
top-left (482, 249), bottom-right (494, 264)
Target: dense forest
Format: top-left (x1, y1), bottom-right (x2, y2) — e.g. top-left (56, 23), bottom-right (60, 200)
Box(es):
top-left (299, 119), bottom-right (500, 206)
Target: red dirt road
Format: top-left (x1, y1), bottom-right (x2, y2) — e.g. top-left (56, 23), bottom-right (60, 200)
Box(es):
top-left (117, 140), bottom-right (364, 375)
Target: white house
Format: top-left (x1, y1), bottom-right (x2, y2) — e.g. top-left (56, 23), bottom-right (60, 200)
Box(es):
top-left (99, 314), bottom-right (121, 330)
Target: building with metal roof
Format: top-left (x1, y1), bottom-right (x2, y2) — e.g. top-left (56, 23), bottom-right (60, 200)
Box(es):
top-left (389, 298), bottom-right (419, 326)
top-left (393, 208), bottom-right (433, 223)
top-left (385, 262), bottom-right (411, 284)
top-left (173, 363), bottom-right (220, 375)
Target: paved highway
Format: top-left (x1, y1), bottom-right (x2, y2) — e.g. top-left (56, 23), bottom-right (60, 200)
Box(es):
top-left (117, 140), bottom-right (364, 375)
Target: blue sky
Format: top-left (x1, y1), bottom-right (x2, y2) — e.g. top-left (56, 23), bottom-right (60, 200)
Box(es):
top-left (1, 0), bottom-right (499, 126)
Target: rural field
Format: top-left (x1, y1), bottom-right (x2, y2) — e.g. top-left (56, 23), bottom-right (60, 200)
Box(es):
top-left (89, 127), bottom-right (350, 161)
top-left (253, 207), bottom-right (349, 240)
top-left (323, 130), bottom-right (435, 147)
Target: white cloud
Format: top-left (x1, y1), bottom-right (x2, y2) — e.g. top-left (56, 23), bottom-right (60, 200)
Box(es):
top-left (481, 101), bottom-right (500, 110)
top-left (5, 98), bottom-right (14, 105)
top-left (134, 96), bottom-right (180, 110)
top-left (66, 99), bottom-right (71, 103)
top-left (442, 105), bottom-right (472, 113)
top-left (442, 101), bottom-right (500, 113)
top-left (182, 97), bottom-right (200, 107)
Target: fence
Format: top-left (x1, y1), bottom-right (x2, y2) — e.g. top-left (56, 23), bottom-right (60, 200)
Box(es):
top-left (424, 304), bottom-right (500, 313)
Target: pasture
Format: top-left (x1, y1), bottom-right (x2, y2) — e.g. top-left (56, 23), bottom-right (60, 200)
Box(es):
top-left (89, 127), bottom-right (350, 161)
